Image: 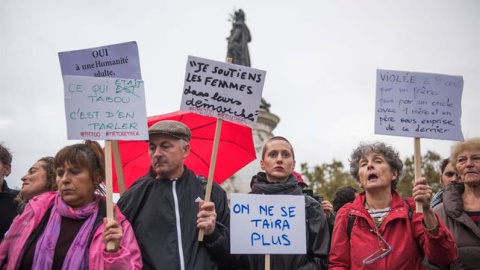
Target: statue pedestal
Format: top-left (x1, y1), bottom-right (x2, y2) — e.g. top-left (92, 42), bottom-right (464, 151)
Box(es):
top-left (221, 110), bottom-right (280, 194)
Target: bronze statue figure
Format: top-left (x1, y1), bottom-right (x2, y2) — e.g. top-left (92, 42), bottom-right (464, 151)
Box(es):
top-left (227, 9), bottom-right (251, 67)
top-left (226, 9), bottom-right (270, 112)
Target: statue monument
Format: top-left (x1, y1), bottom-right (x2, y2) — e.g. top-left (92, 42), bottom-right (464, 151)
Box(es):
top-left (227, 9), bottom-right (251, 67)
top-left (221, 9), bottom-right (280, 194)
top-left (226, 9), bottom-right (271, 112)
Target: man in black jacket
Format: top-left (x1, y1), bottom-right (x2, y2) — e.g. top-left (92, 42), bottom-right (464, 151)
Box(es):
top-left (0, 143), bottom-right (19, 242)
top-left (118, 120), bottom-right (230, 270)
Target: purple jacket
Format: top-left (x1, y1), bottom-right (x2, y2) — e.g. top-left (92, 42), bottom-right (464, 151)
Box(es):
top-left (0, 192), bottom-right (142, 270)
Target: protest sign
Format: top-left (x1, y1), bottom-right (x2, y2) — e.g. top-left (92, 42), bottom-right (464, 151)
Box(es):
top-left (180, 55), bottom-right (266, 127)
top-left (60, 42), bottom-right (144, 244)
top-left (58, 41), bottom-right (141, 79)
top-left (375, 69), bottom-right (464, 141)
top-left (230, 193), bottom-right (306, 254)
top-left (59, 41), bottom-right (142, 196)
top-left (63, 75), bottom-right (148, 141)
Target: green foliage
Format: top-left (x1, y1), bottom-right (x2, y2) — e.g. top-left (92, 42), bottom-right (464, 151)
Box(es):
top-left (301, 150), bottom-right (443, 200)
top-left (396, 156), bottom-right (414, 197)
top-left (423, 150), bottom-right (442, 191)
top-left (300, 160), bottom-right (357, 202)
top-left (396, 150), bottom-right (441, 197)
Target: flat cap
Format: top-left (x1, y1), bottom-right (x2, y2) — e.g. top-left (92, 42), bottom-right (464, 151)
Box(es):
top-left (149, 120), bottom-right (191, 142)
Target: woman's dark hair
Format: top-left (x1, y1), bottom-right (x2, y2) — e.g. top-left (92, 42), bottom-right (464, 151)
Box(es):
top-left (332, 186), bottom-right (358, 212)
top-left (0, 143), bottom-right (12, 165)
top-left (54, 140), bottom-right (105, 195)
top-left (439, 158), bottom-right (451, 174)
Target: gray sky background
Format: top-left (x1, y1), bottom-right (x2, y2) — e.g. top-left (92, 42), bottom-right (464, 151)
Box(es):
top-left (1, 0), bottom-right (479, 189)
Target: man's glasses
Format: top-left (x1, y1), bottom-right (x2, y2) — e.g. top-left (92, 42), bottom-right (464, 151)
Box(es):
top-left (362, 229), bottom-right (392, 266)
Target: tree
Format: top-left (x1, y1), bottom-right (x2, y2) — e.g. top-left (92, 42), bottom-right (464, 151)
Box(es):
top-left (301, 160), bottom-right (357, 202)
top-left (397, 156), bottom-right (414, 197)
top-left (301, 150), bottom-right (443, 200)
top-left (389, 150), bottom-right (441, 197)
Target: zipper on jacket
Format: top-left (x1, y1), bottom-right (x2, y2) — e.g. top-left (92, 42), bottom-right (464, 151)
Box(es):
top-left (172, 180), bottom-right (186, 270)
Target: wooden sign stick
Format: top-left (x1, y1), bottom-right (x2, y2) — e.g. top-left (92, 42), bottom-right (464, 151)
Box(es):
top-left (414, 138), bottom-right (423, 213)
top-left (104, 140), bottom-right (117, 251)
top-left (265, 254), bottom-right (271, 270)
top-left (198, 117), bottom-right (223, 241)
top-left (111, 141), bottom-right (126, 196)
top-left (198, 57), bottom-right (232, 241)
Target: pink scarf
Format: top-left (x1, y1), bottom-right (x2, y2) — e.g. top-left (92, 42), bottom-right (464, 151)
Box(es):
top-left (32, 194), bottom-right (98, 270)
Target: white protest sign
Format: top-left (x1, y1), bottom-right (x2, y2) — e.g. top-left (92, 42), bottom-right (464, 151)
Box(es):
top-left (375, 69), bottom-right (464, 141)
top-left (180, 55), bottom-right (266, 127)
top-left (58, 41), bottom-right (141, 79)
top-left (63, 75), bottom-right (148, 140)
top-left (230, 193), bottom-right (306, 254)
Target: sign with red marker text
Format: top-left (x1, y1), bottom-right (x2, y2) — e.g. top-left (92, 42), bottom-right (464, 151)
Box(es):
top-left (230, 193), bottom-right (306, 254)
top-left (180, 56), bottom-right (266, 127)
top-left (58, 41), bottom-right (141, 79)
top-left (63, 75), bottom-right (148, 140)
top-left (375, 69), bottom-right (463, 141)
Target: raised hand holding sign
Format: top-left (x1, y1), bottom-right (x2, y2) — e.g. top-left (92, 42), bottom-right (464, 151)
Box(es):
top-left (375, 69), bottom-right (464, 212)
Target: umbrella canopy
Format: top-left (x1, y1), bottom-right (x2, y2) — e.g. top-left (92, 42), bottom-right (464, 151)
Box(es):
top-left (112, 110), bottom-right (256, 192)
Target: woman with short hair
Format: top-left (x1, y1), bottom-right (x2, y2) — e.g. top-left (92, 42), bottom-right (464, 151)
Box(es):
top-left (329, 142), bottom-right (457, 269)
top-left (433, 137), bottom-right (480, 269)
top-left (243, 136), bottom-right (329, 269)
top-left (0, 141), bottom-right (142, 269)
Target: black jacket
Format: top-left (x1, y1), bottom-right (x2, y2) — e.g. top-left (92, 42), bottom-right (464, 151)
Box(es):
top-left (117, 166), bottom-right (230, 270)
top-left (239, 172), bottom-right (329, 270)
top-left (0, 180), bottom-right (19, 242)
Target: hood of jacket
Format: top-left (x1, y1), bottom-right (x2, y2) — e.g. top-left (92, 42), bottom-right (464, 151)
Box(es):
top-left (442, 183), bottom-right (465, 218)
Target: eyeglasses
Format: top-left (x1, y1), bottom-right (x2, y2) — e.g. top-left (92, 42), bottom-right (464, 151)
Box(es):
top-left (362, 229), bottom-right (392, 266)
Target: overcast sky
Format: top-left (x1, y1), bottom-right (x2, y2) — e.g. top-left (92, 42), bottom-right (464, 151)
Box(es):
top-left (1, 0), bottom-right (479, 189)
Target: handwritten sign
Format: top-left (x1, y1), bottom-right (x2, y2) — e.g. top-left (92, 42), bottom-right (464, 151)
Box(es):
top-left (375, 69), bottom-right (464, 141)
top-left (58, 41), bottom-right (141, 79)
top-left (180, 56), bottom-right (266, 127)
top-left (230, 193), bottom-right (306, 254)
top-left (63, 75), bottom-right (148, 140)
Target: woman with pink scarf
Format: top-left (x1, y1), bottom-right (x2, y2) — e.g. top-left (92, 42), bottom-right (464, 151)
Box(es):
top-left (0, 141), bottom-right (142, 269)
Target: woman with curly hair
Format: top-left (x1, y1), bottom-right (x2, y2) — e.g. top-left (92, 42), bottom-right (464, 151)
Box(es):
top-left (329, 142), bottom-right (458, 269)
top-left (15, 156), bottom-right (57, 214)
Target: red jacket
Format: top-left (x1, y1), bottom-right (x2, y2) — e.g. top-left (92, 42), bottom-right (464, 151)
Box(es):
top-left (329, 191), bottom-right (457, 269)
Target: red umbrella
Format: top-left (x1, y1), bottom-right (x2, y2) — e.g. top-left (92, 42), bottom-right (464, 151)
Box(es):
top-left (112, 110), bottom-right (256, 192)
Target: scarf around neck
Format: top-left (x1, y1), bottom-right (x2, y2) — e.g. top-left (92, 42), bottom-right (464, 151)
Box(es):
top-left (32, 193), bottom-right (99, 270)
top-left (250, 172), bottom-right (303, 195)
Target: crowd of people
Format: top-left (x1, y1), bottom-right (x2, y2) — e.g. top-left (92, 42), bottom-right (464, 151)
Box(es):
top-left (0, 122), bottom-right (479, 269)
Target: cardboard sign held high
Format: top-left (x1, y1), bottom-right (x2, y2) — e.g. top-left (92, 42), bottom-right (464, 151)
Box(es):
top-left (59, 41), bottom-right (144, 195)
top-left (180, 56), bottom-right (266, 241)
top-left (59, 41), bottom-right (141, 79)
top-left (375, 69), bottom-right (464, 213)
top-left (59, 42), bottom-right (145, 250)
top-left (181, 55), bottom-right (266, 127)
top-left (63, 76), bottom-right (148, 141)
top-left (375, 69), bottom-right (463, 141)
